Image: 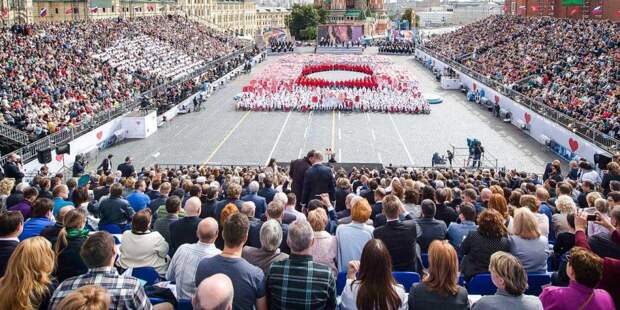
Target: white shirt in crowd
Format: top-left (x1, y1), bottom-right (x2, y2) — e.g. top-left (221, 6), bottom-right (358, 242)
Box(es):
top-left (166, 241), bottom-right (222, 300)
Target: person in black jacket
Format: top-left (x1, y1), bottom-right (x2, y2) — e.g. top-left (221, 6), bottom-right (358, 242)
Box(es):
top-left (0, 210), bottom-right (23, 277)
top-left (54, 209), bottom-right (89, 282)
top-left (2, 153), bottom-right (24, 184)
top-left (169, 197), bottom-right (202, 255)
top-left (373, 194), bottom-right (419, 272)
top-left (601, 162), bottom-right (620, 196)
top-left (97, 183), bottom-right (135, 230)
top-left (97, 154), bottom-right (113, 175)
top-left (301, 151), bottom-right (335, 206)
top-left (434, 188), bottom-right (458, 227)
top-left (116, 156), bottom-right (135, 178)
top-left (289, 150), bottom-right (315, 210)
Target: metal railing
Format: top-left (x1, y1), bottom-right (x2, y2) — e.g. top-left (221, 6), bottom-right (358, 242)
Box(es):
top-left (0, 46), bottom-right (255, 167)
top-left (418, 46), bottom-right (620, 154)
top-left (0, 123), bottom-right (30, 145)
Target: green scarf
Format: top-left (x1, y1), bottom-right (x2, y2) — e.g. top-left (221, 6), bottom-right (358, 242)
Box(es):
top-left (66, 228), bottom-right (89, 239)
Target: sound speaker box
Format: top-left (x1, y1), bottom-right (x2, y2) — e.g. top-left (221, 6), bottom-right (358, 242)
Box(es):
top-left (37, 148), bottom-right (52, 164)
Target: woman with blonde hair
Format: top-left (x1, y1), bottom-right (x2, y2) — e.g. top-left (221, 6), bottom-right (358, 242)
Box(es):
top-left (55, 209), bottom-right (89, 282)
top-left (514, 194), bottom-right (549, 237)
top-left (552, 195), bottom-right (576, 237)
top-left (0, 236), bottom-right (56, 309)
top-left (308, 207), bottom-right (338, 275)
top-left (508, 208), bottom-right (549, 273)
top-left (472, 251), bottom-right (543, 309)
top-left (0, 178), bottom-right (15, 209)
top-left (409, 240), bottom-right (469, 309)
top-left (55, 285), bottom-right (111, 310)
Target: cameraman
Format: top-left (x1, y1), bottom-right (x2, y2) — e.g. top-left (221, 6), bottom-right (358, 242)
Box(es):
top-left (3, 153), bottom-right (24, 184)
top-left (72, 154), bottom-right (87, 178)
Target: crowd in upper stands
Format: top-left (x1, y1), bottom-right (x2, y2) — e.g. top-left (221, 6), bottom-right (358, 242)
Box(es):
top-left (425, 16), bottom-right (620, 139)
top-left (0, 148), bottom-right (618, 309)
top-left (0, 16), bottom-right (245, 141)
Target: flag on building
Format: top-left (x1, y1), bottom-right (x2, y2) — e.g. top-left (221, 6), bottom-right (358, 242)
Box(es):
top-left (592, 6), bottom-right (602, 15)
top-left (569, 6), bottom-right (580, 16)
top-left (39, 8), bottom-right (47, 17)
top-left (90, 7), bottom-right (98, 13)
top-left (65, 7), bottom-right (73, 14)
top-left (531, 5), bottom-right (539, 12)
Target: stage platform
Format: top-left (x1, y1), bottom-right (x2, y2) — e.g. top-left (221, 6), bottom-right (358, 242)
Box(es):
top-left (315, 46), bottom-right (364, 55)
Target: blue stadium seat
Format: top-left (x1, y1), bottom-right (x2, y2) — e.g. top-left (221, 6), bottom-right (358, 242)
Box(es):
top-left (336, 271), bottom-right (347, 296)
top-left (176, 299), bottom-right (192, 310)
top-left (421, 253), bottom-right (429, 269)
top-left (132, 267), bottom-right (160, 286)
top-left (524, 272), bottom-right (551, 296)
top-left (458, 274), bottom-right (466, 286)
top-left (99, 224), bottom-right (122, 234)
top-left (149, 297), bottom-right (165, 305)
top-left (466, 273), bottom-right (496, 295)
top-left (392, 272), bottom-right (420, 291)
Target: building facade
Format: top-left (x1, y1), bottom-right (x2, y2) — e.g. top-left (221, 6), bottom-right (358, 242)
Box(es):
top-left (256, 6), bottom-right (289, 31)
top-left (314, 0), bottom-right (389, 36)
top-left (503, 0), bottom-right (619, 21)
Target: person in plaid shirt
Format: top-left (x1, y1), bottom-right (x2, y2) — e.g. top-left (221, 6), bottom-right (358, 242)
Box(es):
top-left (49, 232), bottom-right (171, 310)
top-left (266, 218), bottom-right (337, 310)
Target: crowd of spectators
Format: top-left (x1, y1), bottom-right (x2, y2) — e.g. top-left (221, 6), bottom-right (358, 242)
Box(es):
top-left (0, 151), bottom-right (618, 309)
top-left (425, 16), bottom-right (619, 139)
top-left (377, 41), bottom-right (415, 55)
top-left (0, 16), bottom-right (245, 141)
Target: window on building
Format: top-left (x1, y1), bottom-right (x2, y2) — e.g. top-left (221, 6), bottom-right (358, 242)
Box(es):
top-left (55, 8), bottom-right (59, 14)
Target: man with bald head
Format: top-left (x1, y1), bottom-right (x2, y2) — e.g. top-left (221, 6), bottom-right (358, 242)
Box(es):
top-left (167, 217), bottom-right (221, 300)
top-left (194, 274), bottom-right (234, 310)
top-left (169, 197), bottom-right (203, 255)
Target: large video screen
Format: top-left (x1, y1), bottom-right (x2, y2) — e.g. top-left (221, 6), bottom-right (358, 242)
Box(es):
top-left (318, 24), bottom-right (364, 43)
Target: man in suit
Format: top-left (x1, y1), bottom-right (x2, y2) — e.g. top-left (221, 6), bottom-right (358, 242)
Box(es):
top-left (434, 188), bottom-right (458, 227)
top-left (370, 187), bottom-right (386, 221)
top-left (0, 210), bottom-right (23, 276)
top-left (240, 201), bottom-right (263, 248)
top-left (117, 156), bottom-right (135, 178)
top-left (373, 194), bottom-right (418, 272)
top-left (241, 181), bottom-right (267, 219)
top-left (3, 153), bottom-right (24, 184)
top-left (289, 150), bottom-right (315, 210)
top-left (213, 183), bottom-right (244, 224)
top-left (415, 199), bottom-right (447, 252)
top-left (301, 151), bottom-right (335, 206)
top-left (169, 197), bottom-right (202, 255)
top-left (97, 154), bottom-right (113, 175)
top-left (257, 176), bottom-right (277, 204)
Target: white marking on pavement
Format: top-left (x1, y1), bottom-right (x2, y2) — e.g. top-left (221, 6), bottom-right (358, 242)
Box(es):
top-left (388, 113), bottom-right (415, 166)
top-left (338, 149), bottom-right (342, 162)
top-left (338, 128), bottom-right (342, 140)
top-left (266, 110), bottom-right (292, 165)
top-left (377, 152), bottom-right (383, 164)
top-left (371, 129), bottom-right (376, 141)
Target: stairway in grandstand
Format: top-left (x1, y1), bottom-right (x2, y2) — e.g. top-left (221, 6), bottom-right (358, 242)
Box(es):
top-left (0, 124), bottom-right (29, 154)
top-left (315, 46), bottom-right (364, 55)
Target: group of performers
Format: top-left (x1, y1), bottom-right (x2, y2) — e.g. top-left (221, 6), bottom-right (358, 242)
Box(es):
top-left (301, 64), bottom-right (373, 76)
top-left (235, 85), bottom-right (430, 114)
top-left (295, 76), bottom-right (378, 89)
top-left (378, 42), bottom-right (415, 55)
top-left (269, 41), bottom-right (294, 53)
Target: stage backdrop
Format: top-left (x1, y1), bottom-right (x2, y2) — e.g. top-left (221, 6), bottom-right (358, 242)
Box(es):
top-left (318, 24), bottom-right (364, 43)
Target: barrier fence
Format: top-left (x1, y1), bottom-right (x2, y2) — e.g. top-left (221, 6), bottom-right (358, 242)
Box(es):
top-left (418, 46), bottom-right (620, 155)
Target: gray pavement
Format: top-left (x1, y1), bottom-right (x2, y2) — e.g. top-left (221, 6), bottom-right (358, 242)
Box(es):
top-left (100, 53), bottom-right (559, 173)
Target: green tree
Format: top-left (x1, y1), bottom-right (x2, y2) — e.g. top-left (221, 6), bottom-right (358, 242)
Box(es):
top-left (287, 4), bottom-right (323, 40)
top-left (401, 8), bottom-right (413, 29)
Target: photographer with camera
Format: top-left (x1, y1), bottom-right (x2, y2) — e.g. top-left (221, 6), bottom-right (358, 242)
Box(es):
top-left (2, 153), bottom-right (24, 184)
top-left (72, 154), bottom-right (88, 178)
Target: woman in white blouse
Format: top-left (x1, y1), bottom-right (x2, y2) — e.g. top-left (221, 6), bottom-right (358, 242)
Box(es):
top-left (340, 239), bottom-right (407, 310)
top-left (119, 209), bottom-right (169, 276)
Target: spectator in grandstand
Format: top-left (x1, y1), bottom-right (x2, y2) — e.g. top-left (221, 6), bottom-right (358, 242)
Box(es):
top-left (214, 183), bottom-right (244, 223)
top-left (0, 178), bottom-right (15, 209)
top-left (471, 251), bottom-right (542, 310)
top-left (169, 197), bottom-right (202, 254)
top-left (580, 162), bottom-right (602, 186)
top-left (577, 180), bottom-right (595, 209)
top-left (167, 218), bottom-right (221, 300)
top-left (257, 175), bottom-right (276, 205)
top-left (283, 193), bottom-right (305, 223)
top-left (241, 181), bottom-right (267, 219)
top-left (54, 209), bottom-right (89, 282)
top-left (371, 187), bottom-right (386, 220)
top-left (517, 195), bottom-right (550, 238)
top-left (403, 188), bottom-right (421, 218)
top-left (416, 199), bottom-right (448, 252)
top-left (119, 209), bottom-right (169, 276)
top-left (240, 202), bottom-right (262, 248)
top-left (601, 162), bottom-right (620, 196)
top-left (0, 210), bottom-right (22, 276)
top-left (264, 200), bottom-right (290, 254)
top-left (127, 180), bottom-right (151, 212)
top-left (5, 180), bottom-right (27, 209)
top-left (56, 285), bottom-right (111, 310)
top-left (200, 185), bottom-right (218, 218)
top-left (0, 236), bottom-right (55, 309)
top-left (50, 231), bottom-right (160, 309)
top-left (20, 198), bottom-right (54, 240)
top-left (8, 186), bottom-right (38, 219)
top-left (508, 208), bottom-right (549, 273)
top-left (434, 188), bottom-right (458, 226)
top-left (335, 198), bottom-right (374, 272)
top-left (583, 206), bottom-right (620, 260)
top-left (242, 219), bottom-right (288, 274)
top-left (447, 202), bottom-right (478, 253)
top-left (98, 154), bottom-right (114, 176)
top-left (97, 183), bottom-right (134, 231)
top-left (461, 209), bottom-right (510, 281)
top-left (373, 194), bottom-right (419, 272)
top-left (341, 239), bottom-right (408, 310)
top-left (195, 213), bottom-right (267, 310)
top-left (552, 195), bottom-right (577, 237)
top-left (40, 205), bottom-right (74, 245)
top-left (289, 150), bottom-right (315, 209)
top-left (153, 195), bottom-right (181, 244)
top-left (488, 193), bottom-right (511, 227)
top-left (266, 219), bottom-right (336, 309)
top-left (335, 178), bottom-right (352, 212)
top-left (149, 181), bottom-right (170, 215)
top-left (588, 198), bottom-right (610, 237)
top-left (193, 274), bottom-right (234, 310)
top-left (409, 240), bottom-right (469, 310)
top-left (52, 185), bottom-right (74, 217)
top-left (301, 152), bottom-right (335, 205)
top-left (308, 207), bottom-right (338, 275)
top-left (117, 157), bottom-right (135, 178)
top-left (2, 153), bottom-right (24, 184)
top-left (553, 212), bottom-right (576, 258)
top-left (540, 247), bottom-right (614, 310)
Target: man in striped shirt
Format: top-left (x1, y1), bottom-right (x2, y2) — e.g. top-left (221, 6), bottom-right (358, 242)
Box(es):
top-left (266, 219), bottom-right (336, 310)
